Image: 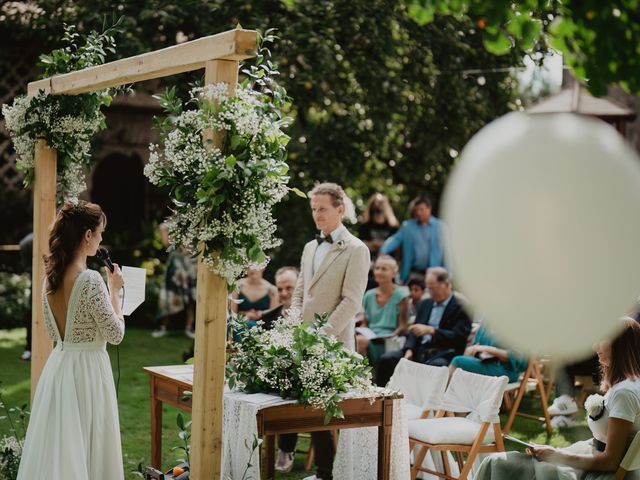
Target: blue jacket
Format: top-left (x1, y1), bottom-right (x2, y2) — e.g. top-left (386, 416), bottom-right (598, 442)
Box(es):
top-left (380, 217), bottom-right (447, 282)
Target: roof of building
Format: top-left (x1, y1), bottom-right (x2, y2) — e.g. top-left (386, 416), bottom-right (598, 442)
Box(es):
top-left (527, 83), bottom-right (636, 119)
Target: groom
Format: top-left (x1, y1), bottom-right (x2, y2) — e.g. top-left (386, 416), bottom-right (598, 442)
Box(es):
top-left (281, 182), bottom-right (370, 480)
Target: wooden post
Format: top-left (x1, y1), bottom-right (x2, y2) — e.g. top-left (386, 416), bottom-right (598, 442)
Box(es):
top-left (30, 139), bottom-right (57, 402)
top-left (190, 59), bottom-right (238, 480)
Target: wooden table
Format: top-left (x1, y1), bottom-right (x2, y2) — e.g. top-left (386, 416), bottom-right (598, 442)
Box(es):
top-left (144, 365), bottom-right (397, 480)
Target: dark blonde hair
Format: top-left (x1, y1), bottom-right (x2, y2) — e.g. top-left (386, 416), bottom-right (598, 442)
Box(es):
top-left (600, 318), bottom-right (640, 391)
top-left (45, 201), bottom-right (106, 293)
top-left (309, 182), bottom-right (357, 223)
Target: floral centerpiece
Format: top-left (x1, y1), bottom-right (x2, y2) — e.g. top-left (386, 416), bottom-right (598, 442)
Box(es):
top-left (144, 30), bottom-right (296, 285)
top-left (2, 20), bottom-right (122, 201)
top-left (226, 311), bottom-right (377, 423)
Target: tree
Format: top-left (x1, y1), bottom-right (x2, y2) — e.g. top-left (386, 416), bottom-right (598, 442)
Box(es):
top-left (1, 0), bottom-right (526, 270)
top-left (405, 0), bottom-right (640, 96)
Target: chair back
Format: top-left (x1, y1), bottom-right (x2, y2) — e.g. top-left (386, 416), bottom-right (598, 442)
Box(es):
top-left (387, 358), bottom-right (449, 413)
top-left (621, 430), bottom-right (640, 473)
top-left (440, 369), bottom-right (509, 423)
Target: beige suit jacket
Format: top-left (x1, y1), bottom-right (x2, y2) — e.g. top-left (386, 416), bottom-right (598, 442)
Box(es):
top-left (291, 228), bottom-right (370, 351)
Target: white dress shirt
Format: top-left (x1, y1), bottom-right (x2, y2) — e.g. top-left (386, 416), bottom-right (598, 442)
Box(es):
top-left (313, 224), bottom-right (347, 274)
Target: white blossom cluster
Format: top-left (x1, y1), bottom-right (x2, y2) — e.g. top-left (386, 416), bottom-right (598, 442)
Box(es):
top-left (0, 435), bottom-right (22, 456)
top-left (2, 92), bottom-right (104, 201)
top-left (145, 82), bottom-right (290, 284)
top-left (226, 310), bottom-right (379, 420)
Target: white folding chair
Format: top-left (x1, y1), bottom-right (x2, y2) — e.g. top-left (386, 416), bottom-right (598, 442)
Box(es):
top-left (387, 358), bottom-right (449, 420)
top-left (409, 369), bottom-right (509, 480)
top-left (615, 430), bottom-right (640, 480)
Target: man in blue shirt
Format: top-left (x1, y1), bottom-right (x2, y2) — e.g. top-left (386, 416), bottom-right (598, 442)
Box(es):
top-left (380, 196), bottom-right (447, 284)
top-left (375, 267), bottom-right (471, 386)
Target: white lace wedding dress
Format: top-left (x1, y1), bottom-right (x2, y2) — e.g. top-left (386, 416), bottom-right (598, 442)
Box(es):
top-left (17, 269), bottom-right (125, 480)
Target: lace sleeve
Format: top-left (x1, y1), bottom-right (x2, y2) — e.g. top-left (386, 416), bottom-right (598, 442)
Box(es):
top-left (87, 271), bottom-right (125, 345)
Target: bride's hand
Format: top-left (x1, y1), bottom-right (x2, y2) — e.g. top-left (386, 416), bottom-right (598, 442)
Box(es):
top-left (107, 264), bottom-right (124, 293)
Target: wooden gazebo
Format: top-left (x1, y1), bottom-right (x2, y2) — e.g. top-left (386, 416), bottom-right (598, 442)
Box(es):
top-left (28, 28), bottom-right (257, 479)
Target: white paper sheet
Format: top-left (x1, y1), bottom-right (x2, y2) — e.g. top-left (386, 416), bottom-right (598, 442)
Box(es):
top-left (121, 266), bottom-right (146, 316)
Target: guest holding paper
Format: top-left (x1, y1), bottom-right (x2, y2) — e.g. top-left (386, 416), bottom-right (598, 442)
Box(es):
top-left (476, 318), bottom-right (640, 480)
top-left (356, 255), bottom-right (409, 363)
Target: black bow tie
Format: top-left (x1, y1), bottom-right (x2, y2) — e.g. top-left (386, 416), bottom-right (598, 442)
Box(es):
top-left (315, 234), bottom-right (334, 245)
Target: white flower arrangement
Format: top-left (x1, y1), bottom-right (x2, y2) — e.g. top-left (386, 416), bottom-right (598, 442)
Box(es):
top-left (144, 32), bottom-right (295, 285)
top-left (1, 23), bottom-right (120, 202)
top-left (585, 393), bottom-right (605, 421)
top-left (226, 311), bottom-right (379, 423)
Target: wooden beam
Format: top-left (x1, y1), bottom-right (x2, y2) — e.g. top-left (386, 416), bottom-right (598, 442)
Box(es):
top-left (190, 59), bottom-right (238, 480)
top-left (30, 140), bottom-right (56, 401)
top-left (27, 29), bottom-right (256, 96)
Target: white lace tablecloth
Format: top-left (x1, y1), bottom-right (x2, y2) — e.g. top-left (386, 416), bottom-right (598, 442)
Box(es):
top-left (220, 388), bottom-right (410, 480)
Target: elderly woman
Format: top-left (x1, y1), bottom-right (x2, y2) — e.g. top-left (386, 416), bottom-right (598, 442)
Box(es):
top-left (356, 255), bottom-right (409, 363)
top-left (476, 318), bottom-right (640, 480)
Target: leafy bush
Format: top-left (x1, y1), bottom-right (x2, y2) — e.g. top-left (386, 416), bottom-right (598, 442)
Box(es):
top-left (0, 274), bottom-right (30, 330)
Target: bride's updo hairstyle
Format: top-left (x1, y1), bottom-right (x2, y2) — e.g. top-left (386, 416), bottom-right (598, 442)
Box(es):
top-left (309, 182), bottom-right (357, 224)
top-left (44, 201), bottom-right (106, 293)
top-left (600, 317), bottom-right (640, 391)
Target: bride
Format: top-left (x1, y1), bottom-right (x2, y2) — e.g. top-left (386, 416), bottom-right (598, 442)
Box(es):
top-left (17, 200), bottom-right (125, 480)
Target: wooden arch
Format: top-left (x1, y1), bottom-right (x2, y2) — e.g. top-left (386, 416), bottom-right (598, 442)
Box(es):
top-left (28, 28), bottom-right (257, 479)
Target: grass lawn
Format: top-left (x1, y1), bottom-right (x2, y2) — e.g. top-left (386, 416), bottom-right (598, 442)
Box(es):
top-left (1, 328), bottom-right (591, 479)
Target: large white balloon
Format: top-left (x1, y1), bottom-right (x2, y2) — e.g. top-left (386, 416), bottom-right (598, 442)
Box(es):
top-left (442, 112), bottom-right (640, 360)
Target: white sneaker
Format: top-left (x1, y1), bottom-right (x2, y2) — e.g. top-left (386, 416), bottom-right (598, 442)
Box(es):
top-left (302, 476), bottom-right (323, 480)
top-left (151, 327), bottom-right (168, 338)
top-left (275, 449), bottom-right (294, 472)
top-left (184, 329), bottom-right (196, 339)
top-left (550, 415), bottom-right (577, 429)
top-left (547, 394), bottom-right (578, 416)
top-left (19, 350), bottom-right (31, 361)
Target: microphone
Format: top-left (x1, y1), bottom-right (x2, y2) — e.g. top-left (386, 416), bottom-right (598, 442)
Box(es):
top-left (96, 247), bottom-right (115, 273)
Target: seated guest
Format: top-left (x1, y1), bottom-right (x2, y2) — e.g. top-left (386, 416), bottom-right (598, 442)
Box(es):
top-left (475, 318), bottom-right (640, 480)
top-left (356, 255), bottom-right (409, 364)
top-left (449, 325), bottom-right (528, 383)
top-left (230, 267), bottom-right (278, 328)
top-left (407, 278), bottom-right (426, 323)
top-left (380, 195), bottom-right (447, 284)
top-left (261, 266), bottom-right (299, 327)
top-left (375, 267), bottom-right (471, 387)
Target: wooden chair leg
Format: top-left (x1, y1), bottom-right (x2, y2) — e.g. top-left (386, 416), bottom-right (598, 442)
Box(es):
top-left (493, 423), bottom-right (505, 451)
top-left (442, 450), bottom-right (451, 477)
top-left (411, 445), bottom-right (430, 480)
top-left (455, 451), bottom-right (465, 472)
top-left (504, 362), bottom-right (533, 434)
top-left (459, 423), bottom-right (490, 480)
top-left (533, 362), bottom-right (553, 434)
